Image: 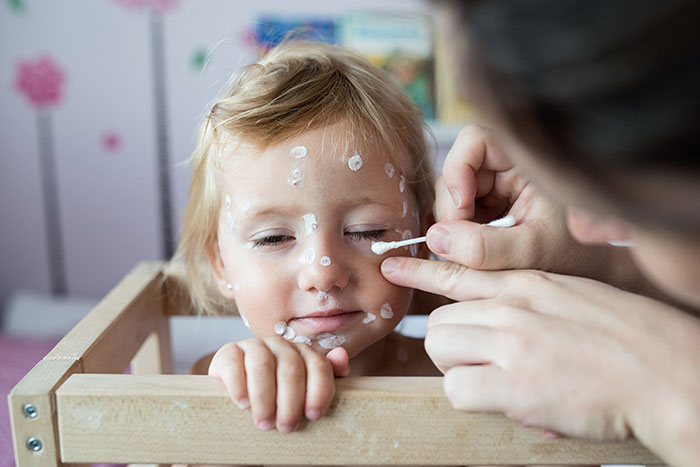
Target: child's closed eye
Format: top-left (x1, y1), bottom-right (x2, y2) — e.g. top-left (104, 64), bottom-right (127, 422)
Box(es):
top-left (346, 229), bottom-right (387, 241)
top-left (251, 234), bottom-right (295, 248)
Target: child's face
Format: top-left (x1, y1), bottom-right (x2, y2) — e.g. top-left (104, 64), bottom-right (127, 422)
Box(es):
top-left (212, 123), bottom-right (423, 358)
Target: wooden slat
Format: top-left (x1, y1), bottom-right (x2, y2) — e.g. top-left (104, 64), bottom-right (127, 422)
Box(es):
top-left (44, 261), bottom-right (164, 373)
top-left (8, 358), bottom-right (85, 467)
top-left (56, 374), bottom-right (661, 465)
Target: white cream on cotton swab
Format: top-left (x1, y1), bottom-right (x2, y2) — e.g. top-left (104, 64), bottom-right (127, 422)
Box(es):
top-left (371, 214), bottom-right (517, 255)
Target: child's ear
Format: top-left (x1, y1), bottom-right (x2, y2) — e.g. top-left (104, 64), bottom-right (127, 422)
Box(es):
top-left (566, 207), bottom-right (631, 245)
top-left (417, 205), bottom-right (436, 259)
top-left (206, 237), bottom-right (235, 298)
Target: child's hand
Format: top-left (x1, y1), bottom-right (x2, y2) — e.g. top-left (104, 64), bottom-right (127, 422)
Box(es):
top-left (208, 336), bottom-right (347, 433)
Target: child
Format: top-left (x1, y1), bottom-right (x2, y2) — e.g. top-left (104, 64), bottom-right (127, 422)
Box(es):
top-left (175, 40), bottom-right (443, 436)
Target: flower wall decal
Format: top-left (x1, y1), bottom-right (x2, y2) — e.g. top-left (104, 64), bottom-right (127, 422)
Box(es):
top-left (15, 55), bottom-right (65, 109)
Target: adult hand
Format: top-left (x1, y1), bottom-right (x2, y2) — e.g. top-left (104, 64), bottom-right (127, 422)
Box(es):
top-left (381, 256), bottom-right (700, 467)
top-left (431, 125), bottom-right (630, 285)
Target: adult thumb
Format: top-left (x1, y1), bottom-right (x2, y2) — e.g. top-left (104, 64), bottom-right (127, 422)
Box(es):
top-left (326, 347), bottom-right (350, 377)
top-left (425, 219), bottom-right (530, 270)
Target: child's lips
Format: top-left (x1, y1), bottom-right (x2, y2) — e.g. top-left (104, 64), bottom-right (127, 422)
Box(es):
top-left (291, 309), bottom-right (363, 332)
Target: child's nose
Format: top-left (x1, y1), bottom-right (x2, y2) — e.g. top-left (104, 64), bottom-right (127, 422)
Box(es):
top-left (297, 245), bottom-right (350, 294)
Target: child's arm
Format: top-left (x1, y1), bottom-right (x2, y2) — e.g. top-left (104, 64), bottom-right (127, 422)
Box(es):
top-left (208, 337), bottom-right (341, 433)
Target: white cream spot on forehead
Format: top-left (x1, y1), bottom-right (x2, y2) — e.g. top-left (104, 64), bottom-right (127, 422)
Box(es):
top-left (380, 303), bottom-right (394, 319)
top-left (290, 145), bottom-right (307, 159)
top-left (362, 312), bottom-right (376, 324)
top-left (287, 165), bottom-right (304, 188)
top-left (317, 332), bottom-right (346, 349)
top-left (302, 213), bottom-right (318, 236)
top-left (348, 153), bottom-right (364, 172)
top-left (320, 256), bottom-right (331, 266)
top-left (384, 163), bottom-right (395, 178)
top-left (298, 247), bottom-right (316, 265)
top-left (399, 175), bottom-right (407, 193)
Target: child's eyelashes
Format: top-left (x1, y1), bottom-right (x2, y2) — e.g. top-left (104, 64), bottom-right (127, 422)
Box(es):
top-left (346, 229), bottom-right (387, 241)
top-left (249, 229), bottom-right (387, 249)
top-left (251, 234), bottom-right (295, 248)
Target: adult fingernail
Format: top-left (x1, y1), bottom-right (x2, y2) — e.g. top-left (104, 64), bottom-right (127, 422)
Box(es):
top-left (381, 257), bottom-right (401, 274)
top-left (257, 418), bottom-right (274, 431)
top-left (449, 189), bottom-right (462, 208)
top-left (427, 227), bottom-right (451, 255)
top-left (236, 397), bottom-right (249, 409)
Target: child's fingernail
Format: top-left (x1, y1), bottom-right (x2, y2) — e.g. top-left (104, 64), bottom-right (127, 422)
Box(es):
top-left (449, 189), bottom-right (462, 208)
top-left (236, 398), bottom-right (249, 409)
top-left (381, 257), bottom-right (401, 275)
top-left (278, 423), bottom-right (297, 433)
top-left (427, 227), bottom-right (451, 255)
top-left (306, 408), bottom-right (322, 420)
top-left (257, 418), bottom-right (274, 431)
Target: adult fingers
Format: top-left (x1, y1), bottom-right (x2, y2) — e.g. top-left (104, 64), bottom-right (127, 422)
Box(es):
top-left (208, 342), bottom-right (249, 409)
top-left (239, 339), bottom-right (278, 431)
top-left (266, 338), bottom-right (307, 433)
top-left (440, 125), bottom-right (513, 219)
top-left (443, 364), bottom-right (509, 413)
top-left (425, 219), bottom-right (536, 271)
top-left (381, 256), bottom-right (506, 301)
top-left (424, 323), bottom-right (501, 373)
top-left (299, 344), bottom-right (336, 421)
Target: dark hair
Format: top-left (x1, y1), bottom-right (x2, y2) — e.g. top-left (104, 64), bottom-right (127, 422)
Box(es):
top-left (445, 0), bottom-right (700, 232)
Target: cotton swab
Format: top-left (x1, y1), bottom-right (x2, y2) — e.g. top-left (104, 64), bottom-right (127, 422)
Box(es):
top-left (371, 236), bottom-right (427, 255)
top-left (370, 214), bottom-right (518, 255)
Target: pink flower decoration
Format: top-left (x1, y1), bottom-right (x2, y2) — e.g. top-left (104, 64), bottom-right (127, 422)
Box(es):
top-left (15, 56), bottom-right (65, 109)
top-left (115, 0), bottom-right (180, 14)
top-left (102, 131), bottom-right (122, 152)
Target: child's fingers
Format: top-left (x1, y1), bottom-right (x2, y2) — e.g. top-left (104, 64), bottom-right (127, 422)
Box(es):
top-left (239, 339), bottom-right (278, 431)
top-left (298, 343), bottom-right (336, 421)
top-left (207, 342), bottom-right (249, 409)
top-left (265, 338), bottom-right (307, 433)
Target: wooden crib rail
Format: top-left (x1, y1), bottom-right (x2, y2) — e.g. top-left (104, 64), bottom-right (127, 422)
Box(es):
top-left (8, 261), bottom-right (664, 466)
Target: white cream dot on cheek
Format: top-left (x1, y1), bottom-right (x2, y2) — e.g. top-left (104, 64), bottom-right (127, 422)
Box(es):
top-left (226, 211), bottom-right (234, 231)
top-left (298, 247), bottom-right (316, 265)
top-left (348, 153), bottom-right (363, 171)
top-left (301, 213), bottom-right (318, 236)
top-left (380, 303), bottom-right (394, 319)
top-left (224, 194), bottom-right (231, 209)
top-left (241, 315), bottom-right (250, 328)
top-left (399, 175), bottom-right (406, 193)
top-left (362, 312), bottom-right (376, 324)
top-left (401, 199), bottom-right (408, 218)
top-left (384, 163), bottom-right (395, 178)
top-left (402, 230), bottom-right (412, 250)
top-left (274, 321), bottom-right (287, 335)
top-left (320, 256), bottom-right (331, 266)
top-left (317, 332), bottom-right (346, 349)
top-left (290, 145), bottom-right (307, 159)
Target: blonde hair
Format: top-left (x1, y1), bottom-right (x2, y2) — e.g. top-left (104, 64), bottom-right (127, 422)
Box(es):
top-left (175, 40), bottom-right (435, 315)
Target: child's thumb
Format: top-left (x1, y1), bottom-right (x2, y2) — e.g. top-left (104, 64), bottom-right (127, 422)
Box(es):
top-left (325, 347), bottom-right (350, 377)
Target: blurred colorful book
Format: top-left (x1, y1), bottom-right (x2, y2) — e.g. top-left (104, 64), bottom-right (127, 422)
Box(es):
top-left (339, 11), bottom-right (435, 120)
top-left (253, 16), bottom-right (336, 54)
